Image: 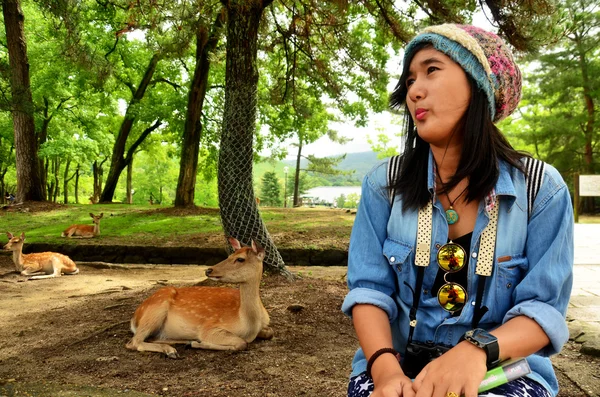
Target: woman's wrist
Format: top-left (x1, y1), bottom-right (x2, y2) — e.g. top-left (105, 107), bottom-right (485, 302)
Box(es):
top-left (367, 349), bottom-right (403, 382)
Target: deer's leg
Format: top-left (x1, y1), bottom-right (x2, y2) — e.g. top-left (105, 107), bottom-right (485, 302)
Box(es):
top-left (29, 259), bottom-right (62, 280)
top-left (63, 268), bottom-right (79, 275)
top-left (189, 329), bottom-right (248, 351)
top-left (21, 268), bottom-right (46, 277)
top-left (256, 326), bottom-right (274, 340)
top-left (126, 297), bottom-right (179, 359)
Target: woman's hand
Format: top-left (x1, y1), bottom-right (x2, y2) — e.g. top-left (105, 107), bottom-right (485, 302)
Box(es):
top-left (412, 341), bottom-right (487, 397)
top-left (372, 372), bottom-right (415, 397)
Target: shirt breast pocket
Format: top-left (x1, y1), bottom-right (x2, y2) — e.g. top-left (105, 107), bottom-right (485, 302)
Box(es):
top-left (383, 238), bottom-right (415, 306)
top-left (491, 254), bottom-right (528, 318)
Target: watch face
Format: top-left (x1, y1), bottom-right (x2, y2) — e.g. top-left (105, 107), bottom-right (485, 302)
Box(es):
top-left (471, 329), bottom-right (497, 345)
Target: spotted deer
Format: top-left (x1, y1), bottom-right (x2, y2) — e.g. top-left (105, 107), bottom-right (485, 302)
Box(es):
top-left (61, 213), bottom-right (103, 238)
top-left (126, 238), bottom-right (273, 358)
top-left (3, 232), bottom-right (79, 280)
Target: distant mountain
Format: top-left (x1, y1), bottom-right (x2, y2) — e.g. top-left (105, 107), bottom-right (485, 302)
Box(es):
top-left (283, 151), bottom-right (384, 185)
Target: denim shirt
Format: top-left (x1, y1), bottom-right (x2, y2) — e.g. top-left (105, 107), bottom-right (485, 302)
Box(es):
top-left (342, 152), bottom-right (574, 396)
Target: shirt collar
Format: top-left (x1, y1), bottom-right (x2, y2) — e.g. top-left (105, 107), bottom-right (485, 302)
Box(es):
top-left (427, 149), bottom-right (518, 213)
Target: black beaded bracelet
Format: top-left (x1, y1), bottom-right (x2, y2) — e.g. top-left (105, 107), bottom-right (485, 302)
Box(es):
top-left (365, 348), bottom-right (401, 379)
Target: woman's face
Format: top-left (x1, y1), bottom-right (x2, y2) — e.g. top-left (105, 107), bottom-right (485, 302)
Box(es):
top-left (405, 47), bottom-right (471, 148)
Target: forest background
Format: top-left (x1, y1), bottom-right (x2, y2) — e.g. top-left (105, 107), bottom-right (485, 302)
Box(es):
top-left (1, 0), bottom-right (599, 273)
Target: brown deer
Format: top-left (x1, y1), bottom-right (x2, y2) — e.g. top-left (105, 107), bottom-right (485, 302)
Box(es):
top-left (4, 232), bottom-right (79, 280)
top-left (126, 238), bottom-right (273, 358)
top-left (61, 213), bottom-right (103, 238)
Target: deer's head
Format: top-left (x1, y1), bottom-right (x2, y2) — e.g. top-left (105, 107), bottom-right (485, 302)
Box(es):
top-left (205, 238), bottom-right (265, 284)
top-left (90, 213), bottom-right (104, 224)
top-left (4, 232), bottom-right (25, 251)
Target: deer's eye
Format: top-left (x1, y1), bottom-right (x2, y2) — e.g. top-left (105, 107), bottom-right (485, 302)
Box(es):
top-left (236, 258), bottom-right (245, 262)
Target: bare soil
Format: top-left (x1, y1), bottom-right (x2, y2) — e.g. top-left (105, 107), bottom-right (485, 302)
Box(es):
top-left (0, 256), bottom-right (597, 397)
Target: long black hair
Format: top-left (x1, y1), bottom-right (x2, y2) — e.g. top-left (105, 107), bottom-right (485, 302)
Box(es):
top-left (388, 43), bottom-right (528, 211)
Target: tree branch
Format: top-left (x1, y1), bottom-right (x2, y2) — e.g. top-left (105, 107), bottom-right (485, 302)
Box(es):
top-left (151, 77), bottom-right (181, 91)
top-left (124, 119), bottom-right (162, 165)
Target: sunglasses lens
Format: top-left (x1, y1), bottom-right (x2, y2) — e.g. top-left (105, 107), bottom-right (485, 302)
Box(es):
top-left (437, 243), bottom-right (466, 272)
top-left (438, 283), bottom-right (467, 312)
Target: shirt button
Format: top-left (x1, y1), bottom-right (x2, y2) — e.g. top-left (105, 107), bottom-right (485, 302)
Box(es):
top-left (423, 289), bottom-right (429, 295)
top-left (435, 244), bottom-right (441, 249)
top-left (390, 256), bottom-right (396, 263)
top-left (506, 283), bottom-right (512, 289)
top-left (472, 301), bottom-right (476, 306)
top-left (472, 252), bottom-right (477, 258)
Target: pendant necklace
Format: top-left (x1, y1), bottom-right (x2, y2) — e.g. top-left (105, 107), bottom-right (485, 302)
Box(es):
top-left (443, 187), bottom-right (468, 225)
top-left (435, 166), bottom-right (468, 225)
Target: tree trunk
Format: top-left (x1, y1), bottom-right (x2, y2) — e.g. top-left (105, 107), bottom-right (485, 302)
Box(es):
top-left (3, 0), bottom-right (44, 202)
top-left (175, 11), bottom-right (225, 208)
top-left (63, 158), bottom-right (71, 204)
top-left (37, 97), bottom-right (52, 200)
top-left (100, 54), bottom-right (160, 203)
top-left (293, 143), bottom-right (302, 207)
top-left (126, 158), bottom-right (133, 204)
top-left (0, 165), bottom-right (7, 204)
top-left (44, 157), bottom-right (49, 198)
top-left (218, 0), bottom-right (289, 278)
top-left (74, 164), bottom-right (80, 204)
top-left (53, 157), bottom-right (59, 203)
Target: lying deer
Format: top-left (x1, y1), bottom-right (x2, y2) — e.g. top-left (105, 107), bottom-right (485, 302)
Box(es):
top-left (4, 232), bottom-right (79, 279)
top-left (126, 237), bottom-right (273, 358)
top-left (61, 213), bottom-right (103, 238)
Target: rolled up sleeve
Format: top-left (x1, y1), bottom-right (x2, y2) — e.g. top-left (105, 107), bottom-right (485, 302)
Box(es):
top-left (342, 164), bottom-right (399, 322)
top-left (503, 169), bottom-right (574, 356)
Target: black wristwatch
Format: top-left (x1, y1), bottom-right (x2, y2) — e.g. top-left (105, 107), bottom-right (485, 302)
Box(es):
top-left (460, 328), bottom-right (500, 369)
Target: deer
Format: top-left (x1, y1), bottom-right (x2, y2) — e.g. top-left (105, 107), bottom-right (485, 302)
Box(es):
top-left (61, 213), bottom-right (103, 238)
top-left (126, 237), bottom-right (273, 358)
top-left (3, 232), bottom-right (79, 280)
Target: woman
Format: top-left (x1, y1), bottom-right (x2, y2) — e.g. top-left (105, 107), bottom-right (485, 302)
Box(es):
top-left (342, 24), bottom-right (574, 397)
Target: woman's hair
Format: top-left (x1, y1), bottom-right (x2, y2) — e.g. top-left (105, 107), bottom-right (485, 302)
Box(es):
top-left (388, 43), bottom-right (528, 211)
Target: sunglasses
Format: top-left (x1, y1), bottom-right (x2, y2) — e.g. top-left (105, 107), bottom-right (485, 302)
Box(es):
top-left (436, 242), bottom-right (467, 313)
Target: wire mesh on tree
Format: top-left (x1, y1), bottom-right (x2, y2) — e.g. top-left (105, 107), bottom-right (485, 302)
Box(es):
top-left (217, 86), bottom-right (291, 279)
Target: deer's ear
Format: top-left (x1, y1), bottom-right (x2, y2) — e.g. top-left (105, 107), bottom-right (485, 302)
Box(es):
top-left (6, 232), bottom-right (13, 239)
top-left (20, 232), bottom-right (25, 241)
top-left (228, 237), bottom-right (242, 251)
top-left (251, 240), bottom-right (265, 259)
top-left (89, 213), bottom-right (94, 218)
top-left (99, 213), bottom-right (104, 218)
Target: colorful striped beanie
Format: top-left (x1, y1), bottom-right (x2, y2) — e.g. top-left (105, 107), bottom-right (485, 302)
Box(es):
top-left (403, 24), bottom-right (522, 123)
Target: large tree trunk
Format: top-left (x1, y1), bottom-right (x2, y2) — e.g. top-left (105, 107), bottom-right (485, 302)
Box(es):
top-left (175, 11), bottom-right (225, 208)
top-left (92, 159), bottom-right (105, 203)
top-left (100, 54), bottom-right (160, 203)
top-left (3, 0), bottom-right (44, 202)
top-left (218, 0), bottom-right (289, 278)
top-left (293, 143), bottom-right (302, 207)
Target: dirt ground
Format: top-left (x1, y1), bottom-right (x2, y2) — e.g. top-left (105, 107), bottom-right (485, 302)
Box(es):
top-left (0, 255), bottom-right (598, 397)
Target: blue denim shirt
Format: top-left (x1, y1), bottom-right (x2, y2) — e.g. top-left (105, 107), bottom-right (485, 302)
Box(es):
top-left (342, 153), bottom-right (574, 396)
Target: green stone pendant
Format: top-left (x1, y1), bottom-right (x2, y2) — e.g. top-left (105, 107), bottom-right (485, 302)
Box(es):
top-left (445, 207), bottom-right (459, 225)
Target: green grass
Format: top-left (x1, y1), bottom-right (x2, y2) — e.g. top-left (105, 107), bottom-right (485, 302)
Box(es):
top-left (1, 205), bottom-right (223, 244)
top-left (0, 205), bottom-right (355, 249)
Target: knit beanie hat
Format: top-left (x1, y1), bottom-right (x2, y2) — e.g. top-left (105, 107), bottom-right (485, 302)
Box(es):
top-left (402, 24), bottom-right (522, 123)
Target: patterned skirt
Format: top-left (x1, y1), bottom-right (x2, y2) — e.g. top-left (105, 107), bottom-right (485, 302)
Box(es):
top-left (348, 373), bottom-right (552, 397)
